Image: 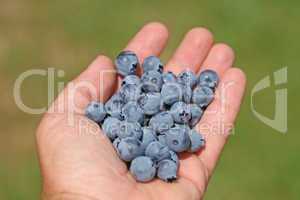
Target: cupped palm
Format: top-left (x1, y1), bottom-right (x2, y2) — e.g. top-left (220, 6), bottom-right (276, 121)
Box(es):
top-left (37, 22), bottom-right (246, 200)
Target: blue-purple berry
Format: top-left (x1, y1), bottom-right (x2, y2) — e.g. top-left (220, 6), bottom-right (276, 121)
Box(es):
top-left (141, 70), bottom-right (163, 92)
top-left (188, 104), bottom-right (203, 127)
top-left (102, 117), bottom-right (121, 140)
top-left (149, 111), bottom-right (174, 133)
top-left (121, 102), bottom-right (144, 124)
top-left (138, 92), bottom-right (161, 115)
top-left (140, 127), bottom-right (157, 151)
top-left (161, 82), bottom-right (183, 105)
top-left (157, 159), bottom-right (178, 182)
top-left (145, 141), bottom-right (170, 162)
top-left (130, 156), bottom-right (156, 182)
top-left (114, 137), bottom-right (142, 162)
top-left (165, 126), bottom-right (191, 152)
top-left (118, 121), bottom-right (143, 140)
top-left (142, 56), bottom-right (163, 74)
top-left (115, 51), bottom-right (139, 76)
top-left (188, 129), bottom-right (205, 152)
top-left (192, 86), bottom-right (214, 108)
top-left (170, 102), bottom-right (192, 124)
top-left (198, 69), bottom-right (219, 90)
top-left (85, 101), bottom-right (107, 123)
top-left (105, 93), bottom-right (125, 120)
top-left (119, 84), bottom-right (142, 103)
top-left (177, 70), bottom-right (197, 88)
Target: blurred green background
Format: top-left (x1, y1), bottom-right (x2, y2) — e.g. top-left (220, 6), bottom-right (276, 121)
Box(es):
top-left (0, 0), bottom-right (298, 199)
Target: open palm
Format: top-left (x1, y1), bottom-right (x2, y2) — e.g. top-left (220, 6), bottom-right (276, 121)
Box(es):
top-left (37, 22), bottom-right (246, 200)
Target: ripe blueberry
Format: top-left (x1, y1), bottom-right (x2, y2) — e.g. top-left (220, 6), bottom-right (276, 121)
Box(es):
top-left (165, 126), bottom-right (191, 152)
top-left (149, 111), bottom-right (174, 133)
top-left (105, 93), bottom-right (125, 120)
top-left (130, 156), bottom-right (156, 182)
top-left (114, 137), bottom-right (142, 162)
top-left (102, 117), bottom-right (121, 140)
top-left (118, 121), bottom-right (143, 140)
top-left (141, 70), bottom-right (163, 93)
top-left (188, 129), bottom-right (205, 152)
top-left (121, 102), bottom-right (144, 124)
top-left (115, 51), bottom-right (139, 76)
top-left (177, 70), bottom-right (197, 88)
top-left (138, 92), bottom-right (161, 115)
top-left (157, 159), bottom-right (178, 182)
top-left (142, 55), bottom-right (163, 74)
top-left (161, 82), bottom-right (183, 105)
top-left (198, 69), bottom-right (219, 90)
top-left (85, 101), bottom-right (106, 123)
top-left (188, 104), bottom-right (203, 127)
top-left (192, 86), bottom-right (214, 108)
top-left (170, 102), bottom-right (192, 124)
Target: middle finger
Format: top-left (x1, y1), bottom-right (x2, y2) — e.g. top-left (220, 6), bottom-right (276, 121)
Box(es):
top-left (164, 27), bottom-right (214, 74)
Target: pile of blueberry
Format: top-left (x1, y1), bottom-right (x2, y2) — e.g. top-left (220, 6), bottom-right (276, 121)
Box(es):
top-left (85, 51), bottom-right (219, 183)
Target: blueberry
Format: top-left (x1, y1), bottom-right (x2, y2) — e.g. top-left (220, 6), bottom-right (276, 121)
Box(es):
top-left (137, 92), bottom-right (161, 115)
top-left (149, 111), bottom-right (174, 133)
top-left (145, 142), bottom-right (179, 167)
top-left (105, 93), bottom-right (125, 120)
top-left (198, 69), bottom-right (219, 90)
top-left (177, 70), bottom-right (197, 88)
top-left (161, 82), bottom-right (183, 105)
top-left (181, 84), bottom-right (192, 104)
top-left (114, 137), bottom-right (142, 162)
top-left (192, 86), bottom-right (214, 108)
top-left (170, 102), bottom-right (192, 124)
top-left (119, 84), bottom-right (142, 103)
top-left (118, 121), bottom-right (143, 139)
top-left (121, 102), bottom-right (144, 124)
top-left (140, 127), bottom-right (157, 151)
top-left (162, 71), bottom-right (177, 84)
top-left (165, 126), bottom-right (191, 152)
top-left (141, 70), bottom-right (163, 93)
top-left (188, 129), bottom-right (205, 153)
top-left (142, 56), bottom-right (163, 74)
top-left (145, 141), bottom-right (170, 162)
top-left (112, 137), bottom-right (121, 150)
top-left (85, 101), bottom-right (107, 123)
top-left (158, 134), bottom-right (167, 146)
top-left (121, 75), bottom-right (141, 86)
top-left (102, 117), bottom-right (121, 140)
top-left (115, 51), bottom-right (139, 76)
top-left (130, 156), bottom-right (156, 182)
top-left (157, 159), bottom-right (178, 182)
top-left (188, 104), bottom-right (203, 127)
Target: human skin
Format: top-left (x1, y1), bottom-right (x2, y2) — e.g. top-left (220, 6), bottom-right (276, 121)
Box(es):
top-left (36, 22), bottom-right (246, 200)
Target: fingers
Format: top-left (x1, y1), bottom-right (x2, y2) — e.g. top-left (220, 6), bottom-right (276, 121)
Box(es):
top-left (50, 55), bottom-right (117, 114)
top-left (51, 22), bottom-right (169, 114)
top-left (165, 28), bottom-right (214, 74)
top-left (125, 22), bottom-right (169, 62)
top-left (199, 43), bottom-right (235, 76)
top-left (196, 68), bottom-right (246, 176)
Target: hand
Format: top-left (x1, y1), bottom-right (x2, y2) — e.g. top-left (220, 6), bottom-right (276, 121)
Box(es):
top-left (36, 22), bottom-right (246, 200)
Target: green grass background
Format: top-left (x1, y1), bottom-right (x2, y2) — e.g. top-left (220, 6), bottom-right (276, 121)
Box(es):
top-left (0, 0), bottom-right (299, 199)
